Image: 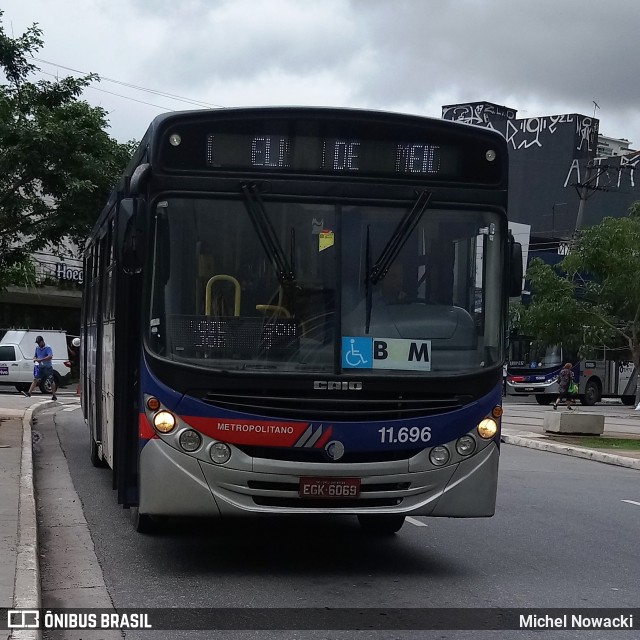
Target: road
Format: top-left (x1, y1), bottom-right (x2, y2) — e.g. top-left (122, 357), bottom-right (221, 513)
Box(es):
top-left (33, 403), bottom-right (640, 640)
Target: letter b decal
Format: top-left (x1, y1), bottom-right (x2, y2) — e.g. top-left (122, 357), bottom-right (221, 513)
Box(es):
top-left (374, 340), bottom-right (388, 360)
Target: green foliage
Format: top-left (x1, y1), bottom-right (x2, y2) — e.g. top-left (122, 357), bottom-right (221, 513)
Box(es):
top-left (0, 11), bottom-right (133, 284)
top-left (0, 253), bottom-right (37, 289)
top-left (521, 204), bottom-right (640, 370)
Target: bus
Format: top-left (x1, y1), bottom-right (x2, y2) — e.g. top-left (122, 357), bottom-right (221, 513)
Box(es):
top-left (506, 338), bottom-right (637, 406)
top-left (81, 107), bottom-right (522, 533)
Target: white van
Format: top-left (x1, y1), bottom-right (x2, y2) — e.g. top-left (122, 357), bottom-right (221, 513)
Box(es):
top-left (0, 330), bottom-right (72, 394)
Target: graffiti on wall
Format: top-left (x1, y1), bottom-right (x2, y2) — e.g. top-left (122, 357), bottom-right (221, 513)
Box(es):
top-left (441, 102), bottom-right (517, 125)
top-left (564, 153), bottom-right (639, 189)
top-left (504, 114), bottom-right (598, 152)
top-left (444, 103), bottom-right (599, 155)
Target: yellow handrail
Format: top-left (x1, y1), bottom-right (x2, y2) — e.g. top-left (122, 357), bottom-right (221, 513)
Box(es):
top-left (255, 304), bottom-right (291, 318)
top-left (205, 275), bottom-right (241, 316)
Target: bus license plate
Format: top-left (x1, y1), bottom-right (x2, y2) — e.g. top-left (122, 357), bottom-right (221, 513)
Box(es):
top-left (524, 387), bottom-right (534, 391)
top-left (299, 477), bottom-right (360, 499)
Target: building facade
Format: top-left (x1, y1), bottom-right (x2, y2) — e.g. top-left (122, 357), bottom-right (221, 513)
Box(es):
top-left (597, 135), bottom-right (634, 159)
top-left (0, 247), bottom-right (82, 336)
top-left (442, 101), bottom-right (640, 243)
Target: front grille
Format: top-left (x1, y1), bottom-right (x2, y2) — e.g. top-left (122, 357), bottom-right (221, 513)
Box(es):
top-left (252, 497), bottom-right (403, 508)
top-left (201, 390), bottom-right (471, 420)
top-left (237, 446), bottom-right (422, 463)
top-left (247, 481), bottom-right (411, 492)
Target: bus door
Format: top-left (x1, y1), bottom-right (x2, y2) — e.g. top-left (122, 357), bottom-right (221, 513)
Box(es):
top-left (607, 360), bottom-right (635, 395)
top-left (112, 197), bottom-right (145, 506)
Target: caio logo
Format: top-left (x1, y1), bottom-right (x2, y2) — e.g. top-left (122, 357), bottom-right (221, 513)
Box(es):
top-left (313, 381), bottom-right (363, 391)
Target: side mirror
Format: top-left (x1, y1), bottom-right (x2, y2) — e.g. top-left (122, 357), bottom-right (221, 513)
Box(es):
top-left (129, 163), bottom-right (151, 198)
top-left (509, 236), bottom-right (523, 297)
top-left (117, 198), bottom-right (146, 274)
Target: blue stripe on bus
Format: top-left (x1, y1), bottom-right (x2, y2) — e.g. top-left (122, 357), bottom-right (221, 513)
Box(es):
top-left (139, 363), bottom-right (502, 451)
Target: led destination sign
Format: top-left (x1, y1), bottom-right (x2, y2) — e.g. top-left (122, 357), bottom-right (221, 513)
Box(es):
top-left (159, 114), bottom-right (503, 183)
top-left (204, 133), bottom-right (454, 176)
top-left (205, 134), bottom-right (456, 177)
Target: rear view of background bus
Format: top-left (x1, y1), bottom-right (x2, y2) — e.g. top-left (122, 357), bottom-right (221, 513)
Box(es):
top-left (81, 107), bottom-right (522, 533)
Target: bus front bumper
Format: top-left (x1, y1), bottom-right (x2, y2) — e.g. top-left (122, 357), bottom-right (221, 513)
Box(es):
top-left (138, 438), bottom-right (499, 518)
top-left (507, 379), bottom-right (559, 395)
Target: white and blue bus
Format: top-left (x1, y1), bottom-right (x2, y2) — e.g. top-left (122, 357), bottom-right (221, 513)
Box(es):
top-left (81, 107), bottom-right (521, 533)
top-left (506, 338), bottom-right (637, 406)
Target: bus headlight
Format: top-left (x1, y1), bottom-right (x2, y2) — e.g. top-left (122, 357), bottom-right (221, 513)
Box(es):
top-left (210, 442), bottom-right (231, 464)
top-left (178, 429), bottom-right (202, 452)
top-left (456, 435), bottom-right (476, 456)
top-left (153, 410), bottom-right (176, 433)
top-left (477, 418), bottom-right (498, 439)
top-left (429, 446), bottom-right (450, 466)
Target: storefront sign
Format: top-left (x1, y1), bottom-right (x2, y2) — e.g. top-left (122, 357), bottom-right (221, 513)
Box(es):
top-left (55, 262), bottom-right (83, 284)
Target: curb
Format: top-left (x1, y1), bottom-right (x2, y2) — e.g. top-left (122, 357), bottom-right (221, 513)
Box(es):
top-left (12, 401), bottom-right (54, 640)
top-left (502, 432), bottom-right (640, 471)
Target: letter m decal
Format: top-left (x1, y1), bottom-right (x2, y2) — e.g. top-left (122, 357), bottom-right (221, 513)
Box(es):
top-left (409, 341), bottom-right (430, 362)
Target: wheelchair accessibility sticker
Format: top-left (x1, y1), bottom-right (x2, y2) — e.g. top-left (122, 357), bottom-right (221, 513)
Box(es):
top-left (342, 337), bottom-right (431, 371)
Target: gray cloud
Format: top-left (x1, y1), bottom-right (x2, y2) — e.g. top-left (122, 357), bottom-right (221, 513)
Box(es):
top-left (2, 0), bottom-right (638, 144)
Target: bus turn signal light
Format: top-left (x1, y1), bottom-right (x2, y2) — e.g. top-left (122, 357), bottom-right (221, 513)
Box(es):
top-left (146, 397), bottom-right (160, 411)
top-left (492, 406), bottom-right (503, 418)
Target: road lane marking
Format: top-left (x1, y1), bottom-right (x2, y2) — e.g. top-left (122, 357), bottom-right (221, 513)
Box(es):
top-left (62, 405), bottom-right (81, 412)
top-left (406, 516), bottom-right (428, 527)
top-left (621, 500), bottom-right (640, 507)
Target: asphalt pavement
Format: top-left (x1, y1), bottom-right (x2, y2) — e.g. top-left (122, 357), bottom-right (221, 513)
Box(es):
top-left (0, 389), bottom-right (638, 639)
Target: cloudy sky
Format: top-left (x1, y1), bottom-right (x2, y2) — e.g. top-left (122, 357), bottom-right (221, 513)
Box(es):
top-left (2, 0), bottom-right (639, 147)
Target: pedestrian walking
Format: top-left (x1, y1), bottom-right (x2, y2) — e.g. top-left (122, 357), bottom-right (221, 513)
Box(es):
top-left (553, 362), bottom-right (575, 410)
top-left (503, 362), bottom-right (508, 397)
top-left (21, 335), bottom-right (58, 401)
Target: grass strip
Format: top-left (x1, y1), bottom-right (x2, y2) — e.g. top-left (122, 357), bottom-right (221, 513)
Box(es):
top-left (549, 436), bottom-right (640, 451)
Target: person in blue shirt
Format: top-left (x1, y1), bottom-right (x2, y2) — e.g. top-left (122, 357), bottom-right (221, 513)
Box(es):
top-left (22, 335), bottom-right (58, 401)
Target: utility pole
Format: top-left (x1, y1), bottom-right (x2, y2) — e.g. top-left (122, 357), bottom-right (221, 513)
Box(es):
top-left (571, 160), bottom-right (635, 248)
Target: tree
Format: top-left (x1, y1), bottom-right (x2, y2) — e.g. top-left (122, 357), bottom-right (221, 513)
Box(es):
top-left (520, 203), bottom-right (640, 401)
top-left (0, 12), bottom-right (134, 288)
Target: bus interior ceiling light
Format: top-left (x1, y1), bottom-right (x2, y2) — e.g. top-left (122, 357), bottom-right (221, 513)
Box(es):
top-left (169, 133), bottom-right (181, 146)
top-left (179, 429), bottom-right (202, 452)
top-left (429, 446), bottom-right (450, 466)
top-left (210, 442), bottom-right (231, 464)
top-left (153, 410), bottom-right (176, 433)
top-left (477, 418), bottom-right (498, 439)
top-left (486, 149), bottom-right (496, 161)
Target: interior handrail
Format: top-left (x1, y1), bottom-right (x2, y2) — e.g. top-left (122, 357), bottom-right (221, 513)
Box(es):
top-left (205, 275), bottom-right (241, 316)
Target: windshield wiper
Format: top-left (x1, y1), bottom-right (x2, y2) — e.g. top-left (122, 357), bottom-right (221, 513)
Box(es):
top-left (364, 189), bottom-right (432, 333)
top-left (241, 182), bottom-right (296, 284)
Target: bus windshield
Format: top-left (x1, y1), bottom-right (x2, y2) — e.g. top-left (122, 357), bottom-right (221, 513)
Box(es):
top-left (147, 196), bottom-right (503, 375)
top-left (509, 340), bottom-right (563, 369)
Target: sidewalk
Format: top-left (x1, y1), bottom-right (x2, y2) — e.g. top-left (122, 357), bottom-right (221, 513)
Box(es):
top-left (0, 394), bottom-right (638, 635)
top-left (501, 400), bottom-right (640, 470)
top-left (1, 395), bottom-right (55, 640)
